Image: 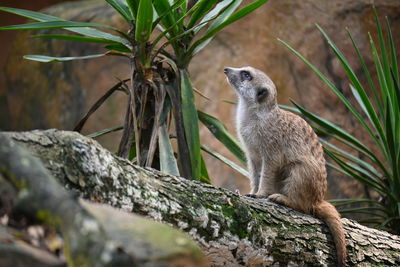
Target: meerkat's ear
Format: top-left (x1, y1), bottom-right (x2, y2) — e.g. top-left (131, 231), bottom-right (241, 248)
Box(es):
top-left (256, 87), bottom-right (269, 102)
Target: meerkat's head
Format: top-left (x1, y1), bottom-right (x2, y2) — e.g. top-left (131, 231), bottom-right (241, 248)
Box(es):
top-left (223, 66), bottom-right (277, 108)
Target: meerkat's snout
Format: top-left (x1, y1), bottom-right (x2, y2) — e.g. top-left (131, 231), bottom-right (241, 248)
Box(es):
top-left (223, 67), bottom-right (240, 89)
top-left (223, 67), bottom-right (233, 74)
top-left (223, 67), bottom-right (235, 80)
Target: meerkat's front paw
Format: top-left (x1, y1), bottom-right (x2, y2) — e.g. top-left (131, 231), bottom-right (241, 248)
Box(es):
top-left (267, 193), bottom-right (286, 204)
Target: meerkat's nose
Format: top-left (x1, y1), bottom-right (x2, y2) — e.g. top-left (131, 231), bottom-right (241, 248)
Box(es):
top-left (223, 67), bottom-right (232, 74)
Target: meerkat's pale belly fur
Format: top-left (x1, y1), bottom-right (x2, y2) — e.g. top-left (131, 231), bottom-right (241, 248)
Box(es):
top-left (225, 66), bottom-right (346, 266)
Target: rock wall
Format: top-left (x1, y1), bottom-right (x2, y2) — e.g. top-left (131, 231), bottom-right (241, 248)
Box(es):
top-left (1, 0), bottom-right (399, 201)
top-left (190, 0), bottom-right (400, 199)
top-left (0, 0), bottom-right (80, 127)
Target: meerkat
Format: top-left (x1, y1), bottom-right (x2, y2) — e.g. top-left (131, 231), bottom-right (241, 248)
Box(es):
top-left (224, 66), bottom-right (346, 266)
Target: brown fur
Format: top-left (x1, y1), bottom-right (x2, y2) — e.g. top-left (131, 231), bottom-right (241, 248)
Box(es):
top-left (224, 66), bottom-right (346, 266)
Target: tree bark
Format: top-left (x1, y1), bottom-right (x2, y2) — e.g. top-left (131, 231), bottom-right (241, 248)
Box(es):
top-left (0, 133), bottom-right (204, 267)
top-left (2, 129), bottom-right (400, 266)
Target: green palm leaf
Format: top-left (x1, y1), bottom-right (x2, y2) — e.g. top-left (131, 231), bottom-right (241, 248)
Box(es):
top-left (201, 145), bottom-right (248, 178)
top-left (158, 124), bottom-right (180, 177)
top-left (199, 154), bottom-right (211, 184)
top-left (180, 70), bottom-right (201, 180)
top-left (33, 34), bottom-right (118, 44)
top-left (0, 6), bottom-right (130, 47)
top-left (105, 0), bottom-right (133, 22)
top-left (198, 110), bottom-right (246, 166)
top-left (23, 54), bottom-right (105, 62)
top-left (187, 0), bottom-right (217, 29)
top-left (0, 20), bottom-right (116, 30)
top-left (135, 0), bottom-right (153, 43)
top-left (126, 0), bottom-right (139, 19)
top-left (189, 0), bottom-right (269, 56)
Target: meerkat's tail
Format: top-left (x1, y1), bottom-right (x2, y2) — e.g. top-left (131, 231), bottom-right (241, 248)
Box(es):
top-left (314, 200), bottom-right (346, 267)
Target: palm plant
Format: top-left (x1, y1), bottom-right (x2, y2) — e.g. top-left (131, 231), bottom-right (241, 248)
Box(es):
top-left (0, 0), bottom-right (264, 182)
top-left (279, 10), bottom-right (399, 234)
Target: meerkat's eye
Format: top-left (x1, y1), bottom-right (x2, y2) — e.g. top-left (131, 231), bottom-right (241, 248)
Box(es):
top-left (240, 71), bottom-right (252, 81)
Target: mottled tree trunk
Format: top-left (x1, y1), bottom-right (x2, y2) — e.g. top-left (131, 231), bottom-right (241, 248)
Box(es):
top-left (2, 130), bottom-right (400, 266)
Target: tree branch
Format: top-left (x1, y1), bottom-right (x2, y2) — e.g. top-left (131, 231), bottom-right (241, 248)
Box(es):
top-left (0, 133), bottom-right (204, 267)
top-left (2, 129), bottom-right (400, 266)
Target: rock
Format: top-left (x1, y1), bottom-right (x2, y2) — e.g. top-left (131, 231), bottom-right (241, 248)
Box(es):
top-left (2, 1), bottom-right (129, 151)
top-left (2, 0), bottom-right (400, 201)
